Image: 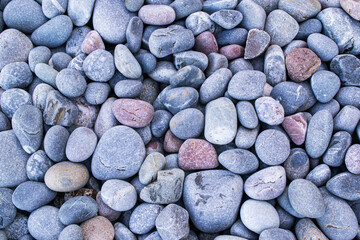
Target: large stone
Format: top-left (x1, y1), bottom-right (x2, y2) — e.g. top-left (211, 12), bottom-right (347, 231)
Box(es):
top-left (228, 70), bottom-right (266, 100)
top-left (326, 172), bottom-right (360, 201)
top-left (278, 0), bottom-right (321, 22)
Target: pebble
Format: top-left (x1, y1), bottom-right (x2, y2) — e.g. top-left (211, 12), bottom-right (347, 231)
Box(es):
top-left (96, 191), bottom-right (121, 221)
top-left (244, 29), bottom-right (270, 60)
top-left (129, 203), bottom-right (163, 235)
top-left (310, 99), bottom-right (340, 117)
top-left (4, 213), bottom-right (28, 240)
top-left (43, 90), bottom-right (79, 127)
top-left (284, 148), bottom-right (310, 180)
top-left (216, 28), bottom-right (248, 47)
top-left (264, 45), bottom-right (286, 86)
top-left (265, 10), bottom-right (299, 47)
top-left (277, 206), bottom-right (295, 230)
top-left (200, 68), bottom-right (232, 104)
top-left (169, 108), bottom-right (204, 140)
top-left (68, 0), bottom-right (95, 27)
top-left (228, 70), bottom-right (266, 100)
top-left (163, 130), bottom-right (183, 153)
top-left (203, 0), bottom-right (238, 13)
top-left (245, 166), bottom-right (286, 200)
top-left (58, 224), bottom-right (84, 240)
top-left (305, 110), bottom-right (333, 158)
top-left (148, 61), bottom-right (177, 84)
top-left (81, 30), bottom-right (105, 55)
top-left (219, 44), bottom-right (244, 60)
top-left (255, 97), bottom-right (285, 126)
top-left (206, 52), bottom-right (229, 76)
top-left (115, 222), bottom-right (136, 240)
top-left (336, 86), bottom-right (360, 108)
top-left (135, 50), bottom-right (158, 74)
top-left (26, 150), bottom-right (52, 182)
top-left (295, 218), bottom-right (328, 240)
top-left (161, 87), bottom-right (199, 114)
top-left (34, 63), bottom-right (58, 87)
top-left (307, 33), bottom-right (339, 62)
top-left (139, 152), bottom-right (166, 185)
top-left (0, 112), bottom-right (10, 131)
top-left (240, 199), bottom-right (279, 234)
top-left (0, 62), bottom-right (32, 90)
top-left (259, 228), bottom-right (296, 240)
top-left (50, 52), bottom-right (72, 71)
top-left (316, 188), bottom-right (358, 240)
top-left (282, 113), bottom-right (307, 145)
top-left (218, 148), bottom-right (259, 175)
top-left (296, 19), bottom-right (322, 40)
top-left (278, 0), bottom-right (321, 22)
top-left (44, 125), bottom-right (69, 162)
top-left (92, 125), bottom-right (145, 180)
top-left (170, 65), bottom-right (205, 88)
top-left (42, 0), bottom-right (67, 18)
top-left (126, 16), bottom-right (143, 53)
top-left (311, 70), bottom-right (341, 103)
top-left (341, 0), bottom-right (360, 21)
top-left (170, 0), bottom-right (202, 20)
top-left (1, 88), bottom-right (32, 119)
top-left (345, 144), bottom-right (360, 174)
top-left (185, 11), bottom-right (214, 36)
top-left (28, 46), bottom-right (51, 72)
top-left (155, 204), bottom-right (190, 240)
top-left (0, 188), bottom-right (16, 229)
top-left (81, 216), bottom-right (115, 240)
top-left (44, 161), bottom-right (89, 192)
top-left (59, 196), bottom-right (98, 225)
top-left (12, 105), bottom-right (43, 154)
top-left (149, 25), bottom-right (195, 58)
top-left (66, 26), bottom-right (91, 57)
top-left (83, 49), bottom-right (115, 82)
top-left (235, 125), bottom-right (259, 149)
top-left (150, 109), bottom-right (172, 137)
top-left (194, 31), bottom-right (218, 56)
top-left (286, 48), bottom-right (321, 82)
top-left (306, 164), bottom-right (331, 187)
top-left (114, 44), bottom-right (142, 79)
top-left (237, 0), bottom-right (266, 30)
top-left (56, 68), bottom-right (86, 98)
top-left (173, 50), bottom-right (208, 72)
top-left (326, 172), bottom-right (360, 201)
top-left (184, 170), bottom-right (243, 233)
top-left (66, 127), bottom-right (97, 162)
top-left (139, 5), bottom-right (175, 25)
top-left (230, 219), bottom-right (258, 240)
top-left (85, 82), bottom-right (111, 105)
top-left (28, 206), bottom-right (65, 240)
top-left (323, 131), bottom-right (352, 167)
top-left (140, 168), bottom-right (185, 204)
top-left (236, 101), bottom-right (258, 129)
top-left (210, 10), bottom-right (243, 30)
top-left (94, 98), bottom-right (117, 137)
top-left (330, 54), bottom-right (360, 87)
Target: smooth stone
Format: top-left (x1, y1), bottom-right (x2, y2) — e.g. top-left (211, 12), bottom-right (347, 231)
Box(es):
top-left (96, 192), bottom-right (121, 221)
top-left (28, 206), bottom-right (65, 240)
top-left (26, 150), bottom-right (53, 182)
top-left (307, 33), bottom-right (339, 62)
top-left (330, 54), bottom-right (360, 87)
top-left (184, 170), bottom-right (243, 233)
top-left (265, 9), bottom-right (299, 47)
top-left (66, 127), bottom-right (97, 162)
top-left (296, 19), bottom-right (323, 40)
top-left (4, 213), bottom-right (28, 240)
top-left (129, 203), bottom-right (163, 235)
top-left (12, 181), bottom-right (56, 212)
top-left (45, 162), bottom-right (89, 192)
top-left (44, 125), bottom-right (69, 162)
top-left (305, 110), bottom-right (333, 158)
top-left (34, 63), bottom-right (57, 87)
top-left (126, 16), bottom-right (143, 53)
top-left (173, 50), bottom-right (208, 72)
top-left (288, 179), bottom-right (325, 218)
top-left (143, 231), bottom-right (163, 240)
top-left (240, 200), bottom-right (279, 234)
top-left (1, 88), bottom-right (32, 119)
top-left (210, 10), bottom-right (243, 30)
top-left (306, 164), bottom-right (331, 187)
top-left (3, 0), bottom-right (46, 33)
top-left (286, 48), bottom-right (321, 82)
top-left (83, 49), bottom-right (115, 82)
top-left (43, 90), bottom-right (79, 127)
top-left (252, 0), bottom-right (279, 13)
top-left (228, 58), bottom-right (254, 74)
top-left (138, 5), bottom-right (175, 25)
top-left (161, 87), bottom-right (199, 114)
top-left (185, 11), bottom-right (214, 36)
top-left (85, 82), bottom-right (110, 105)
top-left (282, 113), bottom-right (307, 145)
top-left (59, 224), bottom-right (84, 240)
top-left (235, 125), bottom-right (259, 149)
top-left (135, 50), bottom-right (157, 74)
top-left (59, 196), bottom-right (98, 225)
top-left (0, 188), bottom-right (16, 229)
top-left (336, 86), bottom-right (360, 108)
top-left (42, 0), bottom-right (67, 18)
top-left (277, 187), bottom-right (304, 218)
top-left (255, 129), bottom-right (290, 165)
top-left (66, 26), bottom-right (91, 57)
top-left (115, 222), bottom-right (136, 240)
top-left (72, 97), bottom-right (98, 127)
top-left (346, 144), bottom-right (360, 174)
top-left (295, 218), bottom-right (328, 240)
top-left (311, 70), bottom-right (341, 103)
top-left (81, 216), bottom-right (115, 240)
top-left (284, 148), bottom-right (310, 180)
top-left (230, 219), bottom-right (258, 240)
top-left (12, 105), bottom-right (43, 154)
top-left (92, 125), bottom-right (145, 180)
top-left (326, 172), bottom-right (360, 201)
top-left (140, 168), bottom-right (185, 204)
top-left (228, 70), bottom-right (266, 100)
top-left (156, 204), bottom-right (190, 240)
top-left (200, 68), bottom-right (232, 104)
top-left (318, 0), bottom-right (340, 7)
top-left (277, 206), bottom-right (295, 230)
top-left (149, 25), bottom-right (195, 58)
top-left (245, 166), bottom-right (286, 200)
top-left (0, 112), bottom-right (10, 131)
top-left (170, 0), bottom-right (202, 19)
top-left (244, 29), bottom-right (270, 60)
top-left (0, 62), bottom-right (32, 90)
top-left (259, 228), bottom-right (296, 240)
top-left (0, 29), bottom-right (33, 70)
top-left (170, 65), bottom-right (205, 88)
top-left (310, 99), bottom-right (340, 117)
top-left (163, 130), bottom-right (183, 153)
top-left (323, 131), bottom-right (352, 167)
top-left (114, 79), bottom-right (143, 98)
top-left (317, 188), bottom-right (358, 240)
top-left (50, 52), bottom-right (72, 71)
top-left (219, 44), bottom-right (244, 60)
top-left (114, 44), bottom-right (142, 79)
top-left (150, 110), bottom-right (171, 138)
top-left (219, 148), bottom-right (258, 175)
top-left (194, 31), bottom-right (218, 56)
top-left (317, 8), bottom-right (360, 55)
top-left (255, 96), bottom-right (285, 126)
top-left (56, 69), bottom-right (86, 98)
top-left (94, 97), bottom-right (118, 138)
top-left (264, 45), bottom-right (286, 86)
top-left (203, 0), bottom-right (238, 13)
top-left (68, 0), bottom-right (95, 27)
top-left (169, 108), bottom-right (204, 140)
top-left (139, 152), bottom-right (166, 185)
top-left (297, 77), bottom-right (321, 112)
top-left (31, 15), bottom-right (73, 48)
top-left (216, 28), bottom-right (248, 47)
top-left (284, 40), bottom-right (307, 57)
top-left (148, 61), bottom-right (177, 84)
top-left (237, 0), bottom-right (266, 30)
top-left (101, 179), bottom-right (136, 212)
top-left (80, 30), bottom-right (105, 55)
top-left (278, 0), bottom-right (321, 22)
top-left (28, 46), bottom-right (51, 72)
top-left (341, 0), bottom-right (360, 21)
top-left (164, 153), bottom-right (179, 169)
top-left (236, 101), bottom-right (258, 129)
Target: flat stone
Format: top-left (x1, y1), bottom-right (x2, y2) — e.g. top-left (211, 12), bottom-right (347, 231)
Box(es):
top-left (282, 113), bottom-right (308, 145)
top-left (255, 96), bottom-right (285, 126)
top-left (278, 0), bottom-right (321, 22)
top-left (26, 150), bottom-right (52, 182)
top-left (0, 188), bottom-right (16, 229)
top-left (139, 152), bottom-right (166, 185)
top-left (218, 148), bottom-right (259, 175)
top-left (114, 44), bottom-right (142, 79)
top-left (81, 216), bottom-right (115, 240)
top-left (184, 170), bottom-right (243, 233)
top-left (244, 29), bottom-right (270, 60)
top-left (138, 5), bottom-right (175, 25)
top-left (311, 70), bottom-right (341, 103)
top-left (0, 62), bottom-right (32, 90)
top-left (284, 148), bottom-right (310, 181)
top-left (129, 203), bottom-right (163, 235)
top-left (264, 45), bottom-right (286, 86)
top-left (161, 87), bottom-right (199, 114)
top-left (150, 110), bottom-right (172, 138)
top-left (306, 164), bottom-right (331, 187)
top-left (170, 108), bottom-right (204, 140)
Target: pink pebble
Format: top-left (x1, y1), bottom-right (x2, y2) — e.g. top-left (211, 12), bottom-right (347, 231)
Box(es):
top-left (194, 31), bottom-right (218, 55)
top-left (282, 112), bottom-right (308, 145)
top-left (219, 44), bottom-right (244, 60)
top-left (81, 30), bottom-right (105, 55)
top-left (146, 141), bottom-right (164, 156)
top-left (164, 129), bottom-right (184, 153)
top-left (138, 5), bottom-right (176, 25)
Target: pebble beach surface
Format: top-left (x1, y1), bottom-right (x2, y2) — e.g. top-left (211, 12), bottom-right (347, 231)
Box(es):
top-left (0, 0), bottom-right (360, 239)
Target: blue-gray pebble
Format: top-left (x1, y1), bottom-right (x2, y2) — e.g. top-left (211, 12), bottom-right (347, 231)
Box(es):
top-left (44, 125), bottom-right (69, 162)
top-left (228, 70), bottom-right (266, 100)
top-left (50, 52), bottom-right (72, 71)
top-left (151, 110), bottom-right (172, 138)
top-left (161, 87), bottom-right (199, 114)
top-left (307, 33), bottom-right (339, 62)
top-left (200, 68), bottom-right (232, 104)
top-left (1, 88), bottom-right (32, 118)
top-left (42, 0), bottom-right (67, 18)
top-left (216, 28), bottom-right (248, 46)
top-left (59, 196), bottom-right (98, 225)
top-left (85, 82), bottom-right (110, 105)
top-left (219, 148), bottom-right (259, 175)
top-left (264, 45), bottom-right (286, 86)
top-left (296, 19), bottom-right (322, 40)
top-left (334, 105), bottom-right (360, 134)
top-left (129, 203), bottom-right (163, 235)
top-left (323, 131), bottom-right (352, 167)
top-left (169, 108), bottom-right (204, 140)
top-left (326, 172), bottom-right (360, 201)
top-left (0, 188), bottom-right (16, 229)
top-left (0, 112), bottom-right (10, 131)
top-left (210, 10), bottom-right (243, 30)
top-left (0, 62), bottom-right (32, 90)
top-left (311, 70), bottom-right (340, 103)
top-left (170, 0), bottom-right (202, 20)
top-left (330, 54), bottom-right (360, 87)
top-left (284, 148), bottom-right (310, 181)
top-left (83, 49), bottom-right (115, 82)
top-left (236, 101), bottom-right (258, 129)
top-left (135, 50), bottom-right (157, 74)
top-left (67, 0), bottom-right (95, 27)
top-left (237, 0), bottom-right (266, 30)
top-left (26, 150), bottom-right (53, 182)
top-left (259, 228), bottom-right (296, 240)
top-left (114, 80), bottom-right (143, 98)
top-left (170, 65), bottom-right (205, 88)
top-left (56, 68), bottom-right (87, 98)
top-left (28, 46), bottom-right (51, 72)
top-left (115, 222), bottom-right (136, 240)
top-left (58, 224), bottom-right (84, 240)
top-left (278, 0), bottom-right (321, 22)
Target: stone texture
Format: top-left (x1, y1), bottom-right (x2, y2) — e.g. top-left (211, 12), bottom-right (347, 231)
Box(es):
top-left (286, 48), bottom-right (321, 82)
top-left (278, 0), bottom-right (321, 22)
top-left (282, 113), bottom-right (308, 145)
top-left (218, 148), bottom-right (259, 175)
top-left (81, 216), bottom-right (115, 240)
top-left (138, 5), bottom-right (175, 25)
top-left (244, 29), bottom-right (270, 59)
top-left (228, 70), bottom-right (266, 100)
top-left (255, 96), bottom-right (285, 126)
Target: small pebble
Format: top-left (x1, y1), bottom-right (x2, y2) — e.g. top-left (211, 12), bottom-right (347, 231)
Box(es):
top-left (96, 191), bottom-right (121, 222)
top-left (56, 68), bottom-right (87, 98)
top-left (264, 45), bottom-right (286, 86)
top-left (1, 88), bottom-right (32, 119)
top-left (194, 31), bottom-right (218, 56)
top-left (228, 70), bottom-right (266, 100)
top-left (322, 131), bottom-right (352, 167)
top-left (255, 96), bottom-right (285, 126)
top-left (278, 0), bottom-right (321, 22)
top-left (295, 218), bottom-right (328, 240)
top-left (326, 172), bottom-right (360, 201)
top-left (58, 224), bottom-right (84, 240)
top-left (169, 108), bottom-right (204, 140)
top-left (68, 0), bottom-right (95, 27)
top-left (0, 62), bottom-right (32, 90)
top-left (210, 10), bottom-right (243, 30)
top-left (85, 82), bottom-right (111, 105)
top-left (129, 203), bottom-right (163, 235)
top-left (66, 127), bottom-right (97, 162)
top-left (244, 29), bottom-right (270, 60)
top-left (284, 148), bottom-right (310, 180)
top-left (306, 164), bottom-right (331, 187)
top-left (114, 44), bottom-right (142, 79)
top-left (307, 33), bottom-right (339, 62)
top-left (59, 196), bottom-right (98, 225)
top-left (81, 30), bottom-right (105, 55)
top-left (218, 148), bottom-right (259, 175)
top-left (0, 188), bottom-right (17, 229)
top-left (44, 125), bottom-right (69, 162)
top-left (311, 70), bottom-right (341, 103)
top-left (345, 144), bottom-right (360, 174)
top-left (150, 109), bottom-right (172, 138)
top-left (237, 0), bottom-right (266, 30)
top-left (138, 5), bottom-right (175, 25)
top-left (139, 152), bottom-right (166, 185)
top-left (282, 113), bottom-right (308, 145)
top-left (81, 216), bottom-right (115, 240)
top-left (83, 49), bottom-right (115, 82)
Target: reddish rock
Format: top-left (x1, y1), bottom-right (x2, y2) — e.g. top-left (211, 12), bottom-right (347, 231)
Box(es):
top-left (286, 48), bottom-right (321, 82)
top-left (178, 138), bottom-right (218, 170)
top-left (81, 216), bottom-right (115, 240)
top-left (81, 30), bottom-right (105, 55)
top-left (96, 191), bottom-right (121, 221)
top-left (340, 0), bottom-right (360, 21)
top-left (164, 130), bottom-right (184, 153)
top-left (74, 97), bottom-right (99, 128)
top-left (345, 144), bottom-right (360, 174)
top-left (219, 44), bottom-right (244, 60)
top-left (244, 29), bottom-right (271, 59)
top-left (194, 31), bottom-right (218, 56)
top-left (146, 140), bottom-right (164, 156)
top-left (138, 5), bottom-right (176, 25)
top-left (112, 99), bottom-right (154, 128)
top-left (282, 112), bottom-right (308, 145)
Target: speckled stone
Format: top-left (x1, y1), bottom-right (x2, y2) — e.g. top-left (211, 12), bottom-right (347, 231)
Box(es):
top-left (185, 11), bottom-right (214, 36)
top-left (66, 127), bottom-right (97, 162)
top-left (0, 62), bottom-right (32, 90)
top-left (330, 54), bottom-right (360, 87)
top-left (307, 33), bottom-right (339, 62)
top-left (139, 152), bottom-right (166, 185)
top-left (205, 52), bottom-right (229, 76)
top-left (170, 108), bottom-right (204, 140)
top-left (129, 203), bottom-right (163, 235)
top-left (341, 0), bottom-right (360, 21)
top-left (138, 5), bottom-right (175, 25)
top-left (326, 172), bottom-right (360, 201)
top-left (203, 0), bottom-right (238, 13)
top-left (58, 224), bottom-right (84, 240)
top-left (41, 0), bottom-right (67, 18)
top-left (219, 45), bottom-right (244, 60)
top-left (219, 148), bottom-right (259, 175)
top-left (210, 10), bottom-right (243, 30)
top-left (240, 199), bottom-right (279, 234)
top-left (305, 110), bottom-right (333, 158)
top-left (96, 192), bottom-right (121, 222)
top-left (295, 218), bottom-right (328, 240)
top-left (4, 213), bottom-right (28, 240)
top-left (83, 49), bottom-right (115, 82)
top-left (45, 162), bottom-right (89, 192)
top-left (59, 196), bottom-right (98, 225)
top-left (81, 30), bottom-right (105, 55)
top-left (336, 86), bottom-right (360, 108)
top-left (81, 216), bottom-right (115, 240)
top-left (92, 125), bottom-right (145, 180)
top-left (115, 222), bottom-right (136, 240)
top-left (85, 82), bottom-right (110, 105)
top-left (161, 87), bottom-right (199, 114)
top-left (163, 130), bottom-right (183, 153)
top-left (26, 150), bottom-right (52, 182)
top-left (66, 26), bottom-right (91, 57)
top-left (244, 29), bottom-right (270, 60)
top-left (184, 170), bottom-right (243, 233)
top-left (200, 68), bottom-right (232, 104)
top-left (255, 97), bottom-right (285, 126)
top-left (284, 148), bottom-right (310, 181)
top-left (140, 168), bottom-right (185, 204)
top-left (170, 65), bottom-right (205, 88)
top-left (235, 125), bottom-right (259, 149)
top-left (114, 44), bottom-right (142, 79)
top-left (170, 0), bottom-right (202, 19)
top-left (278, 0), bottom-right (321, 22)
top-left (68, 0), bottom-right (95, 27)
top-left (148, 61), bottom-right (177, 84)
top-left (345, 144), bottom-right (360, 174)
top-left (50, 52), bottom-right (72, 71)
top-left (286, 48), bottom-right (321, 82)
top-left (316, 188), bottom-right (358, 240)
top-left (0, 188), bottom-right (16, 229)
top-left (230, 219), bottom-right (258, 240)
top-left (311, 70), bottom-right (341, 103)
top-left (216, 28), bottom-right (248, 47)
top-left (94, 97), bottom-right (117, 138)
top-left (1, 88), bottom-right (32, 119)
top-left (56, 69), bottom-right (86, 98)
top-left (310, 99), bottom-right (340, 117)
top-left (228, 70), bottom-right (266, 100)
top-left (28, 46), bottom-right (51, 73)
top-left (194, 31), bottom-right (218, 56)
top-left (265, 10), bottom-right (299, 47)
top-left (296, 19), bottom-right (323, 40)
top-left (237, 0), bottom-right (266, 30)
top-left (306, 164), bottom-right (331, 187)
top-left (282, 113), bottom-right (307, 145)
top-left (264, 45), bottom-right (286, 86)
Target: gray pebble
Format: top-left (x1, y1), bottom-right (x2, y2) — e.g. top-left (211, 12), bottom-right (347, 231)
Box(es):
top-left (230, 219), bottom-right (258, 240)
top-left (237, 0), bottom-right (266, 30)
top-left (0, 112), bottom-right (10, 131)
top-left (85, 82), bottom-right (110, 105)
top-left (200, 68), bottom-right (232, 104)
top-left (59, 196), bottom-right (98, 225)
top-left (284, 148), bottom-right (310, 181)
top-left (135, 50), bottom-right (157, 74)
top-left (310, 99), bottom-right (340, 117)
top-left (115, 80), bottom-right (143, 98)
top-left (296, 19), bottom-right (322, 40)
top-left (295, 218), bottom-right (328, 240)
top-left (101, 179), bottom-right (137, 212)
top-left (228, 70), bottom-right (266, 100)
top-left (126, 16), bottom-right (143, 53)
top-left (67, 0), bottom-right (95, 27)
top-left (278, 0), bottom-right (321, 22)
top-left (136, 125), bottom-right (152, 145)
top-left (164, 154), bottom-right (179, 169)
top-left (59, 224), bottom-right (83, 240)
top-left (336, 86), bottom-right (360, 108)
top-left (1, 88), bottom-right (32, 119)
top-left (149, 110), bottom-right (171, 138)
top-left (216, 28), bottom-right (248, 46)
top-left (306, 164), bottom-right (331, 187)
top-left (42, 0), bottom-right (67, 18)
top-left (139, 152), bottom-right (166, 185)
top-left (66, 127), bottom-right (97, 162)
top-left (326, 172), bottom-right (360, 201)
top-left (34, 63), bottom-right (58, 88)
top-left (307, 33), bottom-right (339, 61)
top-left (83, 49), bottom-right (115, 82)
top-left (170, 108), bottom-right (204, 140)
top-left (283, 40), bottom-right (307, 56)
top-left (236, 101), bottom-right (258, 129)
top-left (276, 206), bottom-right (295, 230)
top-left (264, 45), bottom-right (286, 86)
top-left (114, 222), bottom-right (136, 240)
top-left (0, 188), bottom-right (16, 229)
top-left (259, 228), bottom-right (296, 240)
top-left (330, 54), bottom-right (360, 87)
top-left (96, 191), bottom-right (121, 222)
top-left (334, 105), bottom-right (360, 134)
top-left (235, 125), bottom-right (259, 149)
top-left (0, 62), bottom-right (32, 90)
top-left (114, 44), bottom-right (142, 79)
top-left (210, 10), bottom-right (243, 30)
top-left (277, 187), bottom-right (304, 218)
top-left (66, 27), bottom-right (91, 57)
top-left (205, 53), bottom-right (228, 76)
top-left (26, 150), bottom-right (52, 182)
top-left (56, 68), bottom-right (86, 98)
top-left (44, 125), bottom-right (69, 162)
top-left (28, 46), bottom-right (52, 72)
top-left (4, 213), bottom-right (28, 240)
top-left (161, 87), bottom-right (198, 114)
top-left (185, 11), bottom-right (214, 36)
top-left (148, 61), bottom-right (177, 84)
top-left (173, 50), bottom-right (208, 72)
top-left (170, 0), bottom-right (202, 20)
top-left (129, 203), bottom-right (163, 235)
top-left (323, 131), bottom-right (352, 167)
top-left (218, 148), bottom-right (259, 175)
top-left (311, 70), bottom-right (341, 103)
top-left (50, 52), bottom-right (72, 71)
top-left (203, 0), bottom-right (238, 13)
top-left (170, 65), bottom-right (205, 88)
top-left (94, 97), bottom-right (117, 138)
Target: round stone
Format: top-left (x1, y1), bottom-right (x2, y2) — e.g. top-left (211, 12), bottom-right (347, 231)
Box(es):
top-left (210, 9), bottom-right (243, 30)
top-left (85, 82), bottom-right (110, 105)
top-left (295, 218), bottom-right (328, 240)
top-left (44, 125), bottom-right (69, 162)
top-left (83, 49), bottom-right (115, 82)
top-left (129, 203), bottom-right (163, 235)
top-left (66, 127), bottom-right (97, 162)
top-left (0, 62), bottom-right (32, 90)
top-left (81, 216), bottom-right (115, 240)
top-left (55, 69), bottom-right (86, 98)
top-left (169, 108), bottom-right (204, 140)
top-left (235, 125), bottom-right (259, 149)
top-left (59, 224), bottom-right (84, 240)
top-left (346, 144), bottom-right (360, 174)
top-left (101, 179), bottom-right (137, 212)
top-left (311, 70), bottom-right (341, 103)
top-left (228, 70), bottom-right (266, 100)
top-left (0, 188), bottom-right (16, 229)
top-left (284, 148), bottom-right (310, 181)
top-left (139, 152), bottom-right (166, 185)
top-left (307, 33), bottom-right (339, 62)
top-left (150, 110), bottom-right (172, 138)
top-left (138, 5), bottom-right (175, 25)
top-left (26, 150), bottom-right (53, 182)
top-left (218, 148), bottom-right (259, 175)
top-left (114, 44), bottom-right (142, 79)
top-left (255, 129), bottom-right (290, 165)
top-left (259, 228), bottom-right (296, 240)
top-left (163, 130), bottom-right (183, 153)
top-left (255, 96), bottom-right (285, 126)
top-left (194, 31), bottom-right (218, 56)
top-left (306, 164), bottom-right (331, 187)
top-left (185, 11), bottom-right (214, 36)
top-left (45, 162), bottom-right (89, 192)
top-left (1, 88), bottom-right (32, 119)
top-left (161, 87), bottom-right (199, 114)
top-left (286, 48), bottom-right (321, 82)
top-left (59, 196), bottom-right (98, 225)
top-left (96, 191), bottom-right (121, 222)
top-left (81, 30), bottom-right (105, 55)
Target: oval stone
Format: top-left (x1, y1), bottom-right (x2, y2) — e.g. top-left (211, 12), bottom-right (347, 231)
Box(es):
top-left (83, 49), bottom-right (115, 82)
top-left (322, 131), bottom-right (352, 167)
top-left (306, 164), bottom-right (331, 187)
top-left (284, 148), bottom-right (310, 181)
top-left (161, 87), bottom-right (199, 114)
top-left (59, 196), bottom-right (98, 225)
top-left (255, 96), bottom-right (285, 126)
top-left (326, 172), bottom-right (360, 201)
top-left (129, 203), bottom-right (163, 235)
top-left (286, 48), bottom-right (321, 82)
top-left (169, 108), bottom-right (204, 140)
top-left (94, 97), bottom-right (118, 138)
top-left (45, 162), bottom-right (89, 192)
top-left (101, 179), bottom-right (137, 212)
top-left (228, 70), bottom-right (266, 100)
top-left (0, 62), bottom-right (32, 90)
top-left (282, 113), bottom-right (308, 145)
top-left (81, 216), bottom-right (115, 240)
top-left (345, 144), bottom-right (360, 174)
top-left (139, 152), bottom-right (166, 185)
top-left (114, 44), bottom-right (142, 79)
top-left (59, 224), bottom-right (84, 240)
top-left (264, 45), bottom-right (286, 86)
top-left (295, 218), bottom-right (328, 240)
top-left (56, 69), bottom-right (87, 98)
top-left (66, 127), bottom-right (97, 162)
top-left (218, 148), bottom-right (259, 175)
top-left (44, 125), bottom-right (69, 162)
top-left (278, 0), bottom-right (321, 22)
top-left (138, 5), bottom-right (175, 25)
top-left (68, 0), bottom-right (95, 27)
